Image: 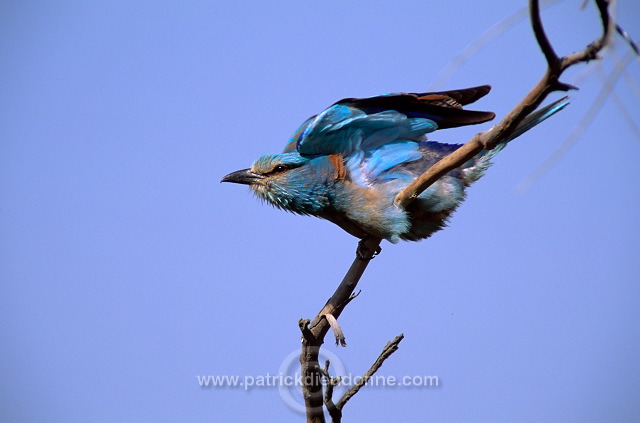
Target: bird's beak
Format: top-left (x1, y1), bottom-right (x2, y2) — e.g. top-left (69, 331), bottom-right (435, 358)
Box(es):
top-left (221, 168), bottom-right (264, 185)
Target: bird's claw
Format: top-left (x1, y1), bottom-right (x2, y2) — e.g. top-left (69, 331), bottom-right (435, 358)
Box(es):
top-left (356, 240), bottom-right (382, 260)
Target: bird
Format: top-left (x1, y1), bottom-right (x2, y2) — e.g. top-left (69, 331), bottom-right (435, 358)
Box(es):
top-left (222, 85), bottom-right (567, 245)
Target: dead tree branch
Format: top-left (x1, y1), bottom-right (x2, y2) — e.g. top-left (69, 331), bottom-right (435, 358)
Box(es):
top-left (335, 334), bottom-right (405, 412)
top-left (320, 361), bottom-right (342, 423)
top-left (299, 237), bottom-right (380, 423)
top-left (393, 0), bottom-right (612, 207)
top-left (299, 1), bottom-right (615, 421)
top-left (318, 335), bottom-right (405, 423)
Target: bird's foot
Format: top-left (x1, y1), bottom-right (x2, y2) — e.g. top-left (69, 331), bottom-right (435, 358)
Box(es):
top-left (356, 239), bottom-right (382, 260)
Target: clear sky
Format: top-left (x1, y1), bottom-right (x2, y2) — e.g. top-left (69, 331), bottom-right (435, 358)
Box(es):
top-left (2, 1), bottom-right (639, 422)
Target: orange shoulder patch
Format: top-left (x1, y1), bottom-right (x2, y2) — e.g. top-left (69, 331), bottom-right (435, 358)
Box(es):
top-left (328, 154), bottom-right (346, 181)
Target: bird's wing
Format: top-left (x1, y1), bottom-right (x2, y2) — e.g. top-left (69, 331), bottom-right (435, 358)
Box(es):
top-left (337, 85), bottom-right (495, 128)
top-left (289, 86), bottom-right (495, 157)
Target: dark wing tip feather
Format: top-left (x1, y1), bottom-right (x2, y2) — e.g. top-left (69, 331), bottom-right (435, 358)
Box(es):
top-left (417, 85), bottom-right (492, 106)
top-left (335, 85), bottom-right (495, 129)
top-left (429, 109), bottom-right (495, 128)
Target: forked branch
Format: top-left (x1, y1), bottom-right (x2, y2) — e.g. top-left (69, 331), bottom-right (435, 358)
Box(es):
top-left (393, 0), bottom-right (612, 207)
top-left (299, 1), bottom-right (615, 422)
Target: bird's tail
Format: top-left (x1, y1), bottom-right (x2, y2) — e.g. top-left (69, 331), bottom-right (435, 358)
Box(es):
top-left (463, 97), bottom-right (569, 183)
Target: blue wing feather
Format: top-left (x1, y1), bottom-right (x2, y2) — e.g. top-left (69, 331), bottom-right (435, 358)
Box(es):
top-left (294, 104), bottom-right (438, 156)
top-left (287, 87), bottom-right (495, 156)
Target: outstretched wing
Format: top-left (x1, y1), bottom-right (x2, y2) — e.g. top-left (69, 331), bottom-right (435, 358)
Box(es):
top-left (336, 85), bottom-right (495, 128)
top-left (284, 85), bottom-right (495, 157)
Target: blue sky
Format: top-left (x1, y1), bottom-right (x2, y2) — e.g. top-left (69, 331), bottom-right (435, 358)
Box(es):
top-left (2, 1), bottom-right (639, 422)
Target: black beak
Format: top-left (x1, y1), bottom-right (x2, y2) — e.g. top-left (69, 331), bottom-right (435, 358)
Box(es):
top-left (221, 168), bottom-right (264, 185)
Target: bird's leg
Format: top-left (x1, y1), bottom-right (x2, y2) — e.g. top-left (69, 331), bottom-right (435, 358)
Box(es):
top-left (356, 238), bottom-right (382, 260)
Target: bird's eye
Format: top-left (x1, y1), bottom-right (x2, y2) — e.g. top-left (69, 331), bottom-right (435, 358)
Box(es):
top-left (272, 165), bottom-right (289, 173)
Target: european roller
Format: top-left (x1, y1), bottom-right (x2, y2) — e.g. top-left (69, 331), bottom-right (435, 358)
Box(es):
top-left (222, 86), bottom-right (567, 245)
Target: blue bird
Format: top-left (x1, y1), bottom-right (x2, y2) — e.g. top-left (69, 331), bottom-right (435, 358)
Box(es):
top-left (222, 86), bottom-right (567, 244)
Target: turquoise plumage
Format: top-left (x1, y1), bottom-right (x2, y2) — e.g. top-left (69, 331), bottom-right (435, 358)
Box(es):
top-left (222, 86), bottom-right (567, 243)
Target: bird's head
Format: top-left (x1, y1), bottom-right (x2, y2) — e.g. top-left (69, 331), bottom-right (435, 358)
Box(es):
top-left (221, 153), bottom-right (330, 213)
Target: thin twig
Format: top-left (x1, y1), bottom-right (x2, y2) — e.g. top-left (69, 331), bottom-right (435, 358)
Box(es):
top-left (559, 0), bottom-right (612, 70)
top-left (530, 0), bottom-right (560, 67)
top-left (516, 47), bottom-right (636, 193)
top-left (616, 24), bottom-right (640, 56)
top-left (321, 361), bottom-right (342, 423)
top-left (336, 334), bottom-right (405, 410)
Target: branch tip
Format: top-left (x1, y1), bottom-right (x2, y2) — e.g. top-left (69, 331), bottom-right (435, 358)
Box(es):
top-left (299, 318), bottom-right (314, 342)
top-left (349, 290), bottom-right (362, 301)
top-left (530, 0), bottom-right (560, 67)
top-left (320, 360), bottom-right (343, 423)
top-left (615, 23), bottom-right (640, 56)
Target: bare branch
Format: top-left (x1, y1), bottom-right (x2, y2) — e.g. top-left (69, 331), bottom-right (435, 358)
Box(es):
top-left (516, 47), bottom-right (637, 193)
top-left (616, 24), bottom-right (640, 56)
top-left (394, 141), bottom-right (484, 207)
top-left (321, 361), bottom-right (342, 423)
top-left (560, 0), bottom-right (612, 70)
top-left (300, 236), bottom-right (380, 423)
top-left (308, 236), bottom-right (382, 338)
top-left (335, 334), bottom-right (405, 411)
top-left (394, 0), bottom-right (613, 207)
top-left (530, 0), bottom-right (560, 68)
top-left (300, 1), bottom-right (616, 420)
